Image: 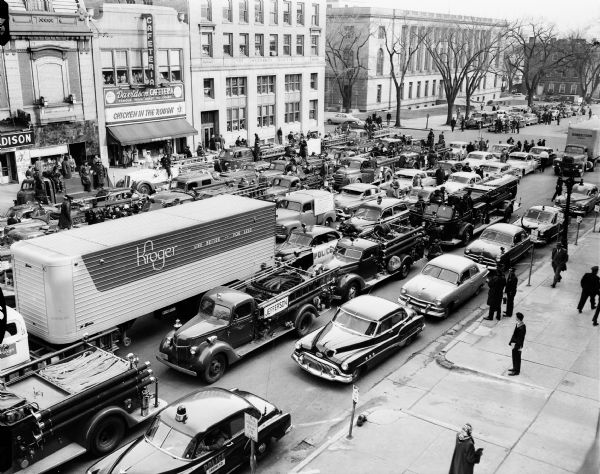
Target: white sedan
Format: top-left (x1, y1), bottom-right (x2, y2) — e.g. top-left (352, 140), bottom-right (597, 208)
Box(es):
top-left (443, 172), bottom-right (483, 194)
top-left (463, 151), bottom-right (497, 169)
top-left (325, 112), bottom-right (365, 126)
top-left (507, 152), bottom-right (538, 176)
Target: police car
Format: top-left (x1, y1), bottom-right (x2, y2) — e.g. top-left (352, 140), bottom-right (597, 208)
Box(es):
top-left (275, 225), bottom-right (341, 269)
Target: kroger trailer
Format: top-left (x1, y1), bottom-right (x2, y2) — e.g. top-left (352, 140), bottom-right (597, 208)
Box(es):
top-left (11, 195), bottom-right (275, 345)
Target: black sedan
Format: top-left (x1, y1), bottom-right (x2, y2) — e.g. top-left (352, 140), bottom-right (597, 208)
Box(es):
top-left (517, 205), bottom-right (564, 245)
top-left (86, 388), bottom-right (291, 474)
top-left (292, 295), bottom-right (424, 383)
top-left (464, 223), bottom-right (532, 270)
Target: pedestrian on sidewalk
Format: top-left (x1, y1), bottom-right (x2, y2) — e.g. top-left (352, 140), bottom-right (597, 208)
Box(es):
top-left (551, 177), bottom-right (563, 202)
top-left (551, 243), bottom-right (569, 288)
top-left (460, 117), bottom-right (465, 132)
top-left (577, 266), bottom-right (599, 313)
top-left (450, 117), bottom-right (456, 132)
top-left (504, 267), bottom-right (518, 317)
top-left (449, 423), bottom-right (483, 474)
top-left (509, 312), bottom-right (526, 376)
top-left (485, 269), bottom-right (505, 320)
top-left (386, 111), bottom-right (392, 126)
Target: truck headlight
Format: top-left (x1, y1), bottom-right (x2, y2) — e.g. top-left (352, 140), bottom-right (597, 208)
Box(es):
top-left (190, 346), bottom-right (198, 355)
top-left (164, 336), bottom-right (173, 347)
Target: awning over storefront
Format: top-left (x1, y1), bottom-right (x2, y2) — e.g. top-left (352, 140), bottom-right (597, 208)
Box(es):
top-left (107, 119), bottom-right (198, 146)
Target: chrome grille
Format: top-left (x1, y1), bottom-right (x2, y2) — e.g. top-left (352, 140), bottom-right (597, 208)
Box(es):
top-left (275, 225), bottom-right (287, 235)
top-left (173, 339), bottom-right (190, 364)
top-left (465, 254), bottom-right (497, 267)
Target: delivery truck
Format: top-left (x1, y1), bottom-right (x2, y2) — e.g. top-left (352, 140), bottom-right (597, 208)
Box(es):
top-left (10, 195), bottom-right (276, 346)
top-left (564, 119), bottom-right (600, 168)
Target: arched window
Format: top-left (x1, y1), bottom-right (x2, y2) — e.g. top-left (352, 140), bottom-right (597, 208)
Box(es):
top-left (376, 48), bottom-right (384, 76)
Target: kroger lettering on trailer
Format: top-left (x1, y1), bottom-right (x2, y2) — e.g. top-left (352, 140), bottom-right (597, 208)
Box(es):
top-left (137, 240), bottom-right (177, 271)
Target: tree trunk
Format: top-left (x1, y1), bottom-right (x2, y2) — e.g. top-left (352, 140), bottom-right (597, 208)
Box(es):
top-left (395, 88), bottom-right (402, 127)
top-left (446, 101), bottom-right (454, 126)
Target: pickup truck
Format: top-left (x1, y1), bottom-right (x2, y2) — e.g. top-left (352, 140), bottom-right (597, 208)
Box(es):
top-left (331, 155), bottom-right (400, 191)
top-left (312, 221), bottom-right (426, 301)
top-left (275, 190), bottom-right (337, 241)
top-left (334, 183), bottom-right (385, 220)
top-left (276, 225), bottom-right (341, 269)
top-left (156, 265), bottom-right (337, 383)
top-left (149, 172), bottom-right (235, 206)
top-left (338, 196), bottom-right (409, 236)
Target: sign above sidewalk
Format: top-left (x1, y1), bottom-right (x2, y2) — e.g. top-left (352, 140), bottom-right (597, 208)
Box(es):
top-left (0, 130), bottom-right (33, 150)
top-left (104, 85), bottom-right (184, 107)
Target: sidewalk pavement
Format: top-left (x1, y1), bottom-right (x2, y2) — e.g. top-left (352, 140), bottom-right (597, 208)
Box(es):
top-left (291, 231), bottom-right (600, 474)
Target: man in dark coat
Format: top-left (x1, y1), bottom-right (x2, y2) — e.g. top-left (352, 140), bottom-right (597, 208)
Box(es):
top-left (277, 127), bottom-right (283, 144)
top-left (61, 156), bottom-right (72, 179)
top-left (509, 312), bottom-right (526, 375)
top-left (578, 266), bottom-right (599, 313)
top-left (160, 154), bottom-right (172, 179)
top-left (58, 198), bottom-right (72, 230)
top-left (485, 269), bottom-right (505, 320)
top-left (450, 117), bottom-right (456, 132)
top-left (449, 423), bottom-right (483, 474)
top-left (92, 157), bottom-right (105, 189)
top-left (551, 242), bottom-right (568, 288)
top-left (435, 166), bottom-right (445, 185)
top-left (80, 163), bottom-right (91, 192)
top-left (504, 267), bottom-right (518, 317)
top-left (427, 129), bottom-right (435, 148)
top-left (551, 177), bottom-right (563, 201)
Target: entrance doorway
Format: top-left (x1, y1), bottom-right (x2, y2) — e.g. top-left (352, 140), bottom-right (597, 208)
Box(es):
top-left (201, 111), bottom-right (218, 149)
top-left (68, 142), bottom-right (87, 167)
top-left (0, 152), bottom-right (17, 183)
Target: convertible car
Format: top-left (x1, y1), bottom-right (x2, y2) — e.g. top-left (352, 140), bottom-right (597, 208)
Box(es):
top-left (292, 295), bottom-right (424, 383)
top-left (86, 388), bottom-right (291, 474)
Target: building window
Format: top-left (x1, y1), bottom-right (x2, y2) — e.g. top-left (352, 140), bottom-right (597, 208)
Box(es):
top-left (255, 34), bottom-right (264, 56)
top-left (257, 75), bottom-right (275, 94)
top-left (424, 80), bottom-right (429, 96)
top-left (309, 99), bottom-right (318, 120)
top-left (432, 79), bottom-right (436, 96)
top-left (378, 26), bottom-right (385, 39)
top-left (547, 83), bottom-right (554, 93)
top-left (227, 107), bottom-right (246, 131)
top-left (223, 33), bottom-right (233, 56)
top-left (270, 0), bottom-right (278, 24)
top-left (570, 83), bottom-right (577, 94)
top-left (283, 34), bottom-right (291, 55)
top-left (204, 78), bottom-right (214, 98)
top-left (311, 3), bottom-right (319, 26)
top-left (114, 50), bottom-right (128, 84)
top-left (158, 49), bottom-right (182, 82)
top-left (376, 85), bottom-right (382, 103)
top-left (285, 74), bottom-right (301, 92)
top-left (559, 83), bottom-right (565, 93)
top-left (101, 50), bottom-right (115, 85)
top-left (296, 2), bottom-right (304, 25)
top-left (239, 33), bottom-right (249, 56)
top-left (310, 35), bottom-right (319, 55)
top-left (223, 0), bottom-right (232, 21)
top-left (130, 50), bottom-right (144, 84)
top-left (408, 82), bottom-right (413, 99)
top-left (226, 77), bottom-right (247, 96)
top-left (200, 0), bottom-right (212, 21)
top-left (310, 73), bottom-right (317, 89)
top-left (296, 35), bottom-right (304, 55)
top-left (376, 48), bottom-right (384, 76)
top-left (257, 104), bottom-right (275, 127)
top-left (285, 102), bottom-right (300, 122)
top-left (283, 1), bottom-right (291, 24)
top-left (201, 32), bottom-right (213, 57)
top-left (239, 0), bottom-right (248, 22)
top-left (255, 0), bottom-right (263, 23)
top-left (416, 81), bottom-right (421, 98)
top-left (270, 34), bottom-right (278, 56)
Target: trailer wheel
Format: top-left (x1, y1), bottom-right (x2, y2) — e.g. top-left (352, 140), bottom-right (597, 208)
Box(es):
top-left (202, 354), bottom-right (227, 384)
top-left (295, 309), bottom-right (315, 337)
top-left (344, 282), bottom-right (360, 301)
top-left (88, 415), bottom-right (125, 457)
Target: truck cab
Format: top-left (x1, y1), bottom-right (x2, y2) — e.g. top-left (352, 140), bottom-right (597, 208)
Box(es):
top-left (15, 177), bottom-right (58, 205)
top-left (332, 155), bottom-right (379, 190)
top-left (0, 306), bottom-right (30, 371)
top-left (275, 190), bottom-right (336, 241)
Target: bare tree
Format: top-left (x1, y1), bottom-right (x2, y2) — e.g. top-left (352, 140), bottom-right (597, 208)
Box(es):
top-left (382, 23), bottom-right (428, 127)
top-left (325, 18), bottom-right (370, 112)
top-left (424, 24), bottom-right (505, 125)
top-left (503, 43), bottom-right (524, 92)
top-left (505, 21), bottom-right (571, 106)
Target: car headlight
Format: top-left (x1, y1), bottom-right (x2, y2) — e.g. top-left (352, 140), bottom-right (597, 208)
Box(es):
top-left (190, 346), bottom-right (198, 355)
top-left (464, 248), bottom-right (471, 254)
top-left (295, 340), bottom-right (302, 351)
top-left (400, 287), bottom-right (407, 295)
top-left (341, 362), bottom-right (349, 371)
top-left (164, 336), bottom-right (173, 347)
top-left (576, 203), bottom-right (584, 208)
top-left (434, 299), bottom-right (442, 306)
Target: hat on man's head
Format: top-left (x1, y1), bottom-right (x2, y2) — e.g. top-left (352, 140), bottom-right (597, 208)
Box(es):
top-left (516, 312), bottom-right (524, 321)
top-left (592, 266), bottom-right (599, 272)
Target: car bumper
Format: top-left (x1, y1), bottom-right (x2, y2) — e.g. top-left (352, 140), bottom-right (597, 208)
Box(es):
top-left (155, 352), bottom-right (198, 376)
top-left (464, 253), bottom-right (499, 269)
top-left (291, 351), bottom-right (353, 383)
top-left (398, 296), bottom-right (446, 318)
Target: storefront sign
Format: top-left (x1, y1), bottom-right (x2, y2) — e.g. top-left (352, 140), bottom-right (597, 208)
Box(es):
top-left (141, 14), bottom-right (156, 86)
top-left (105, 101), bottom-right (185, 123)
top-left (0, 130), bottom-right (33, 149)
top-left (104, 85), bottom-right (184, 106)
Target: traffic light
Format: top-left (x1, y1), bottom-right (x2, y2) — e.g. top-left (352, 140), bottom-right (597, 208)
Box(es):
top-left (0, 0), bottom-right (9, 47)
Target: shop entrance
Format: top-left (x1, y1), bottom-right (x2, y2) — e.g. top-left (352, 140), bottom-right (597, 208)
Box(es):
top-left (68, 142), bottom-right (87, 167)
top-left (0, 151), bottom-right (17, 183)
top-left (201, 111), bottom-right (218, 149)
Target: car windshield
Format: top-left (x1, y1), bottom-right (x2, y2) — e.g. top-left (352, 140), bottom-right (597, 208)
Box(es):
top-left (145, 418), bottom-right (194, 459)
top-left (332, 308), bottom-right (377, 336)
top-left (396, 173), bottom-right (416, 181)
top-left (530, 147), bottom-right (547, 155)
top-left (272, 178), bottom-right (293, 187)
top-left (480, 164), bottom-right (501, 172)
top-left (467, 153), bottom-right (485, 160)
top-left (480, 229), bottom-right (514, 245)
top-left (287, 232), bottom-right (313, 246)
top-left (424, 204), bottom-right (454, 220)
top-left (352, 207), bottom-right (380, 221)
top-left (509, 155), bottom-right (527, 161)
top-left (340, 188), bottom-right (363, 197)
top-left (197, 297), bottom-right (230, 325)
top-left (524, 209), bottom-right (554, 222)
top-left (334, 246), bottom-right (362, 260)
top-left (572, 185), bottom-right (591, 195)
top-left (173, 181), bottom-right (190, 191)
top-left (449, 175), bottom-right (470, 183)
top-left (422, 264), bottom-right (459, 284)
top-left (277, 200), bottom-right (302, 212)
top-left (491, 145), bottom-right (508, 153)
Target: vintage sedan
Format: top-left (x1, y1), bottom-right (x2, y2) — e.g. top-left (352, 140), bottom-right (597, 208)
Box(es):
top-left (463, 151), bottom-right (497, 169)
top-left (334, 183), bottom-right (385, 220)
top-left (489, 143), bottom-right (518, 159)
top-left (517, 205), bottom-right (564, 245)
top-left (391, 169), bottom-right (437, 192)
top-left (276, 225), bottom-right (341, 269)
top-left (529, 146), bottom-right (555, 167)
top-left (292, 295), bottom-right (424, 383)
top-left (507, 152), bottom-right (538, 176)
top-left (442, 172), bottom-right (483, 194)
top-left (338, 197), bottom-right (409, 235)
top-left (464, 223), bottom-right (532, 269)
top-left (398, 255), bottom-right (488, 318)
top-left (478, 161), bottom-right (518, 179)
top-left (555, 182), bottom-right (600, 216)
top-left (86, 388), bottom-right (291, 474)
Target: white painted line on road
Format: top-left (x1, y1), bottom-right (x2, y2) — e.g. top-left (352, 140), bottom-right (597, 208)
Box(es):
top-left (295, 417), bottom-right (345, 428)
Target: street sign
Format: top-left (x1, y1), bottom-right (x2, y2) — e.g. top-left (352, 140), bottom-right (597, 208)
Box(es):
top-left (352, 385), bottom-right (359, 404)
top-left (577, 216), bottom-right (583, 224)
top-left (244, 413), bottom-right (259, 442)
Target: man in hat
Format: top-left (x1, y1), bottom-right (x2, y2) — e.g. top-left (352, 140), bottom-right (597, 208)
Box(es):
top-left (449, 423), bottom-right (483, 474)
top-left (551, 242), bottom-right (568, 288)
top-left (485, 268), bottom-right (505, 320)
top-left (504, 267), bottom-right (518, 317)
top-left (509, 312), bottom-right (526, 375)
top-left (578, 266), bottom-right (600, 313)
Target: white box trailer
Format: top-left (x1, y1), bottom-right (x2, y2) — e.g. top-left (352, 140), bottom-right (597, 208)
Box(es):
top-left (11, 194), bottom-right (275, 345)
top-left (566, 119), bottom-right (600, 165)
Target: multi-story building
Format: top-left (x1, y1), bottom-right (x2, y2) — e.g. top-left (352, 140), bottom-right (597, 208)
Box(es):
top-left (89, 1), bottom-right (195, 166)
top-left (0, 0), bottom-right (97, 183)
top-left (189, 0), bottom-right (325, 148)
top-left (325, 5), bottom-right (504, 114)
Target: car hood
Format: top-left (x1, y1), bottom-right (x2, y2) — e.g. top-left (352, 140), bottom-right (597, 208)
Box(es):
top-left (402, 274), bottom-right (456, 301)
top-left (334, 195), bottom-right (361, 209)
top-left (276, 242), bottom-right (309, 257)
top-left (102, 437), bottom-right (192, 474)
top-left (345, 216), bottom-right (375, 229)
top-left (555, 193), bottom-right (589, 205)
top-left (174, 315), bottom-right (222, 341)
top-left (507, 160), bottom-right (527, 169)
top-left (443, 181), bottom-right (468, 194)
top-left (521, 216), bottom-right (555, 232)
top-left (466, 239), bottom-right (505, 257)
top-left (311, 254), bottom-right (355, 273)
top-left (306, 322), bottom-right (373, 364)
